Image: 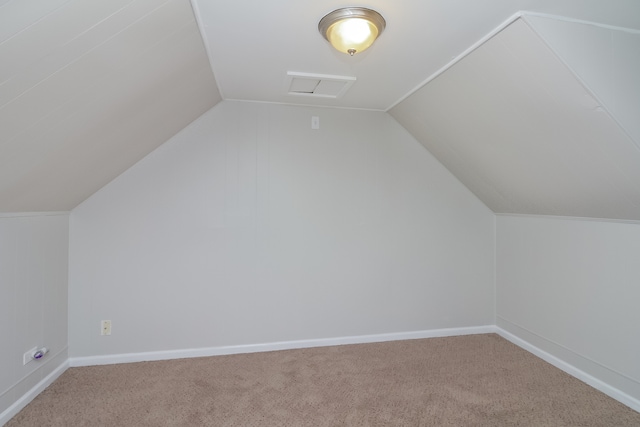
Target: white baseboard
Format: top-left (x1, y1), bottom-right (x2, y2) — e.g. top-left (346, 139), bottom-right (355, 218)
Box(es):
top-left (495, 327), bottom-right (640, 413)
top-left (8, 325), bottom-right (638, 425)
top-left (69, 325), bottom-right (496, 367)
top-left (0, 360), bottom-right (69, 426)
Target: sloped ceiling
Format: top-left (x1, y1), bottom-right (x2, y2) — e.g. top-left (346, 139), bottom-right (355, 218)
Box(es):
top-left (390, 17), bottom-right (640, 221)
top-left (527, 15), bottom-right (640, 147)
top-left (195, 0), bottom-right (640, 112)
top-left (0, 0), bottom-right (221, 212)
top-left (1, 0), bottom-right (639, 221)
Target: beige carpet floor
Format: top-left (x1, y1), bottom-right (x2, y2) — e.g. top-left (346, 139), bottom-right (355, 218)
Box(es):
top-left (6, 334), bottom-right (640, 426)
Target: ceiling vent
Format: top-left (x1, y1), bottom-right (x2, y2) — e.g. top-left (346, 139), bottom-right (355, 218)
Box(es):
top-left (286, 71), bottom-right (356, 98)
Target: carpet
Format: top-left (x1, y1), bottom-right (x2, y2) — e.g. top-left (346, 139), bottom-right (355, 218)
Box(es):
top-left (6, 334), bottom-right (640, 426)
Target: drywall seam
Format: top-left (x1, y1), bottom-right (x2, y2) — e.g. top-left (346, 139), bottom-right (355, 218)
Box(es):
top-left (386, 10), bottom-right (640, 155)
top-left (520, 14), bottom-right (640, 155)
top-left (0, 0), bottom-right (178, 111)
top-left (385, 12), bottom-right (523, 111)
top-left (68, 326), bottom-right (496, 367)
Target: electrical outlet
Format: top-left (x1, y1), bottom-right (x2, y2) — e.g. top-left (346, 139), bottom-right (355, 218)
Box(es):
top-left (23, 347), bottom-right (37, 365)
top-left (101, 320), bottom-right (112, 336)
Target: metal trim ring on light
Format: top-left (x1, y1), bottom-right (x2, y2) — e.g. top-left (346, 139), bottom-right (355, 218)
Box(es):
top-left (318, 7), bottom-right (386, 56)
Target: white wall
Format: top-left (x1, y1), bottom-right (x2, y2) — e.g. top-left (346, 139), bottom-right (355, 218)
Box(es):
top-left (69, 101), bottom-right (495, 358)
top-left (496, 215), bottom-right (640, 402)
top-left (0, 213), bottom-right (69, 416)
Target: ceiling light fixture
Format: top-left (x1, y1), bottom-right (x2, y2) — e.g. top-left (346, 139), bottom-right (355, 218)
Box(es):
top-left (318, 7), bottom-right (386, 56)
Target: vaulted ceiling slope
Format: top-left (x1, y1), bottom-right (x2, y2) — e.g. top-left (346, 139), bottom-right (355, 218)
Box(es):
top-left (0, 0), bottom-right (221, 212)
top-left (390, 16), bottom-right (640, 221)
top-left (196, 0), bottom-right (640, 112)
top-left (2, 0), bottom-right (640, 221)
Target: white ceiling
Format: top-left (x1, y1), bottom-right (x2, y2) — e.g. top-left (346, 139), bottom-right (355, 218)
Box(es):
top-left (196, 0), bottom-right (640, 111)
top-left (390, 18), bottom-right (640, 220)
top-left (1, 0), bottom-right (640, 219)
top-left (0, 0), bottom-right (220, 212)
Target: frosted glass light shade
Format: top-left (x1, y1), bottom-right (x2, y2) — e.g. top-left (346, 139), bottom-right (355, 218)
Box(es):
top-left (319, 8), bottom-right (385, 56)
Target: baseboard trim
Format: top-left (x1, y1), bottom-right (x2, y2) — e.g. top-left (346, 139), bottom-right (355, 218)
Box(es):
top-left (6, 325), bottom-right (639, 422)
top-left (496, 326), bottom-right (640, 413)
top-left (0, 360), bottom-right (69, 426)
top-left (69, 325), bottom-right (496, 367)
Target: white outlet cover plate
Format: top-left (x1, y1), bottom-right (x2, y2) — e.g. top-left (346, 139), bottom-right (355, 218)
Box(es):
top-left (101, 320), bottom-right (111, 335)
top-left (23, 347), bottom-right (37, 365)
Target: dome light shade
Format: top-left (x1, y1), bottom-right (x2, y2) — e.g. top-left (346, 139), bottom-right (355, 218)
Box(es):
top-left (319, 8), bottom-right (386, 56)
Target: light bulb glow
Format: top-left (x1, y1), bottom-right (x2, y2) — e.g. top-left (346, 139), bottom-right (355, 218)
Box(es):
top-left (336, 19), bottom-right (372, 44)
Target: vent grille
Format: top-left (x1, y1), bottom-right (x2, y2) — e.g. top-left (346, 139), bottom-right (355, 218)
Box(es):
top-left (286, 72), bottom-right (356, 98)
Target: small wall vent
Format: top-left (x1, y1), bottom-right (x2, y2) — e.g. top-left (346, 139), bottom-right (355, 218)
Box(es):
top-left (286, 71), bottom-right (356, 98)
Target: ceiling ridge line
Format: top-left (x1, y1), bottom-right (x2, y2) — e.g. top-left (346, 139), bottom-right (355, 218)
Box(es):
top-left (384, 11), bottom-right (523, 112)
